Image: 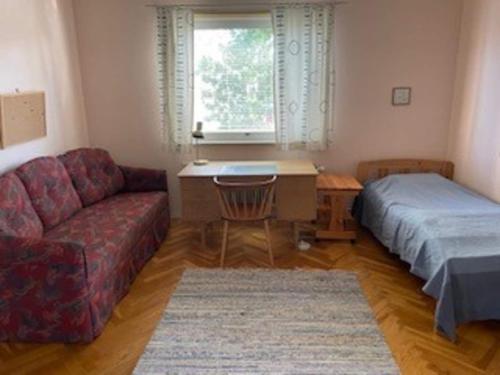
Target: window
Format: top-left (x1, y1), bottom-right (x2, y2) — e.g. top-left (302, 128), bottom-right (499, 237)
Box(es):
top-left (194, 13), bottom-right (275, 144)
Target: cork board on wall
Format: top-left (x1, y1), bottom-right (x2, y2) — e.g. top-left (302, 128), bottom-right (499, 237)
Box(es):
top-left (0, 91), bottom-right (46, 148)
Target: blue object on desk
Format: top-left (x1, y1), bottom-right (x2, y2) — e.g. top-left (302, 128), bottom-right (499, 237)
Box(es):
top-left (220, 164), bottom-right (278, 176)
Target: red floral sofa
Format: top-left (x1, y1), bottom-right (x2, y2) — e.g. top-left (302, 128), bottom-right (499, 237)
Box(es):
top-left (0, 148), bottom-right (169, 343)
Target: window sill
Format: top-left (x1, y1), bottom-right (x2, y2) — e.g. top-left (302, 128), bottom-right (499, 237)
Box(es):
top-left (195, 131), bottom-right (276, 145)
top-left (197, 140), bottom-right (276, 145)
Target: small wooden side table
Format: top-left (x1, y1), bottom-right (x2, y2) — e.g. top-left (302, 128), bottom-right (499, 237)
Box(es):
top-left (316, 174), bottom-right (363, 241)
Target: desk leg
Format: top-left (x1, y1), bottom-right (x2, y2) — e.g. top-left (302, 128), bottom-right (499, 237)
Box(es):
top-left (292, 221), bottom-right (316, 246)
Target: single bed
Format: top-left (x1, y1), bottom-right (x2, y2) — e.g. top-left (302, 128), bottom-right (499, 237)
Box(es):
top-left (354, 159), bottom-right (500, 341)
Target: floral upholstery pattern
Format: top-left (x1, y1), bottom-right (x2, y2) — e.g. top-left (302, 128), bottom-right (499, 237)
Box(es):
top-left (0, 236), bottom-right (93, 343)
top-left (46, 192), bottom-right (169, 281)
top-left (59, 148), bottom-right (124, 206)
top-left (0, 149), bottom-right (170, 343)
top-left (16, 157), bottom-right (82, 230)
top-left (45, 192), bottom-right (170, 338)
top-left (88, 207), bottom-right (169, 336)
top-left (120, 166), bottom-right (168, 192)
top-left (0, 173), bottom-right (43, 238)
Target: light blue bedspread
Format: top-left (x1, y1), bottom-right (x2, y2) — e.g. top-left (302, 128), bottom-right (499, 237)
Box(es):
top-left (355, 173), bottom-right (500, 340)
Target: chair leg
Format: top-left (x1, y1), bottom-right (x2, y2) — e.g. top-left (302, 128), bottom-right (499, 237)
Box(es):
top-left (220, 220), bottom-right (229, 268)
top-left (264, 219), bottom-right (274, 267)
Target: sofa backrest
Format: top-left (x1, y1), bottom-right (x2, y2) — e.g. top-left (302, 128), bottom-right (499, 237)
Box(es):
top-left (58, 148), bottom-right (124, 207)
top-left (16, 157), bottom-right (83, 230)
top-left (0, 172), bottom-right (44, 238)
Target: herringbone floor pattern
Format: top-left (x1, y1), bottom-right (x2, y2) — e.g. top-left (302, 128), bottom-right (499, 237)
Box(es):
top-left (1, 220), bottom-right (500, 375)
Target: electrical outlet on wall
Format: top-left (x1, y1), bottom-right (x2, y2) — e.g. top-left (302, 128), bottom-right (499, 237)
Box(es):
top-left (392, 87), bottom-right (412, 106)
top-left (315, 164), bottom-right (326, 172)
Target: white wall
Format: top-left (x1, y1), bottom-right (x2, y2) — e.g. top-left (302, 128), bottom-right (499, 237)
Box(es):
top-left (0, 0), bottom-right (89, 174)
top-left (448, 0), bottom-right (500, 202)
top-left (73, 0), bottom-right (463, 216)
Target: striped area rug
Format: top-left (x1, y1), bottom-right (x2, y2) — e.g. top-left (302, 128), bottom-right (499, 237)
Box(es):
top-left (134, 269), bottom-right (399, 374)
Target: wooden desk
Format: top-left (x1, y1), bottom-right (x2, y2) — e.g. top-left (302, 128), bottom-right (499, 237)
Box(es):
top-left (178, 161), bottom-right (318, 224)
top-left (316, 174), bottom-right (363, 241)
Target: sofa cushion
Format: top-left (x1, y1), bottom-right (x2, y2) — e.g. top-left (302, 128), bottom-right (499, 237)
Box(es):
top-left (16, 157), bottom-right (82, 230)
top-left (120, 166), bottom-right (167, 192)
top-left (0, 172), bottom-right (43, 238)
top-left (45, 192), bottom-right (169, 286)
top-left (59, 148), bottom-right (125, 206)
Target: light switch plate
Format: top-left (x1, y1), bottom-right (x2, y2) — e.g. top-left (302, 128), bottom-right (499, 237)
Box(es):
top-left (392, 87), bottom-right (411, 106)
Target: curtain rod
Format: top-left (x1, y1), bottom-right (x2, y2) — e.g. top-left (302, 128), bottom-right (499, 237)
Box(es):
top-left (145, 1), bottom-right (347, 8)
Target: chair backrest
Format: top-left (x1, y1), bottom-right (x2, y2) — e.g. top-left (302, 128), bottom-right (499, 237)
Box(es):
top-left (213, 175), bottom-right (277, 221)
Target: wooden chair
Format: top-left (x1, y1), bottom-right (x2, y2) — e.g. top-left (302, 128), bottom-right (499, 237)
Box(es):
top-left (213, 175), bottom-right (277, 267)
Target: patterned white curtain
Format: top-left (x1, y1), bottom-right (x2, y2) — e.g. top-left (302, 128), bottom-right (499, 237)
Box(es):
top-left (272, 4), bottom-right (335, 151)
top-left (156, 7), bottom-right (194, 151)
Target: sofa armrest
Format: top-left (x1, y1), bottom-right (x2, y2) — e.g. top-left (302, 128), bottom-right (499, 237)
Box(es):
top-left (0, 236), bottom-right (94, 342)
top-left (119, 165), bottom-right (168, 192)
top-left (0, 235), bottom-right (84, 266)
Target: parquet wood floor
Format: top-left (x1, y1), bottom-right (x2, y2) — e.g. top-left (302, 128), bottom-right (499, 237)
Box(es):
top-left (1, 220), bottom-right (500, 375)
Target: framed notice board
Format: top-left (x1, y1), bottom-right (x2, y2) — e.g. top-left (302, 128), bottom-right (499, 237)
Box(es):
top-left (0, 91), bottom-right (46, 148)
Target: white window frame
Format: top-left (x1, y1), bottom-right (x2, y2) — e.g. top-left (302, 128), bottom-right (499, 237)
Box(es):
top-left (199, 130), bottom-right (275, 145)
top-left (193, 13), bottom-right (276, 145)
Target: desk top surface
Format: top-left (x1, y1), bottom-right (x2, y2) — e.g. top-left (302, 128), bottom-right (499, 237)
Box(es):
top-left (178, 160), bottom-right (318, 177)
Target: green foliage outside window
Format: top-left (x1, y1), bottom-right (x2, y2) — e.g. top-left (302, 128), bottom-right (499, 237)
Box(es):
top-left (197, 29), bottom-right (274, 130)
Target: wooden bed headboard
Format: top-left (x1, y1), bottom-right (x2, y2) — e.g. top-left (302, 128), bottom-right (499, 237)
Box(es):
top-left (357, 159), bottom-right (454, 183)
